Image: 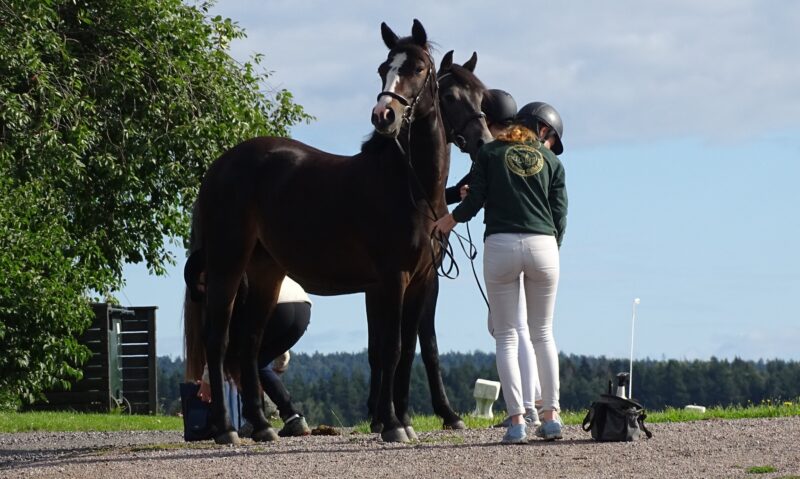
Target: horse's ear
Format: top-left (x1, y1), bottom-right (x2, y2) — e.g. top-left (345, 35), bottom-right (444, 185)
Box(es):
top-left (439, 50), bottom-right (454, 73)
top-left (411, 19), bottom-right (427, 47)
top-left (381, 22), bottom-right (398, 49)
top-left (463, 51), bottom-right (478, 72)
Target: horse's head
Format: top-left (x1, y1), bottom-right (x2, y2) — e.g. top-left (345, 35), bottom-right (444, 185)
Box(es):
top-left (371, 19), bottom-right (437, 137)
top-left (437, 50), bottom-right (494, 157)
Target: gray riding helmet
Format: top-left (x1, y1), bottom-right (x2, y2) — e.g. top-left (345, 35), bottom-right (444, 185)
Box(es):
top-left (516, 101), bottom-right (564, 155)
top-left (482, 89), bottom-right (517, 126)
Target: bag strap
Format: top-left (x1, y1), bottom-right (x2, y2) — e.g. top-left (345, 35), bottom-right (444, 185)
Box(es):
top-left (582, 405), bottom-right (596, 432)
top-left (637, 413), bottom-right (653, 438)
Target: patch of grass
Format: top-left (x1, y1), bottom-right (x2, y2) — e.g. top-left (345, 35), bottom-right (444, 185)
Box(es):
top-left (0, 411), bottom-right (183, 433)
top-left (641, 400), bottom-right (800, 424)
top-left (2, 399), bottom-right (798, 434)
top-left (350, 400), bottom-right (799, 434)
top-left (746, 465), bottom-right (777, 474)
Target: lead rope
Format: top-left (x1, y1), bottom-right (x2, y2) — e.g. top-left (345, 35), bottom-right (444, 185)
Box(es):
top-left (394, 115), bottom-right (489, 309)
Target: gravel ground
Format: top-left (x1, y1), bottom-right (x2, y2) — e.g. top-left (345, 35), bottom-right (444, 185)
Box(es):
top-left (2, 417), bottom-right (799, 478)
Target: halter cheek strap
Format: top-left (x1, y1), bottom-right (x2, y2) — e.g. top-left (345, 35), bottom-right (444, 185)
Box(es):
top-left (376, 66), bottom-right (433, 125)
top-left (437, 73), bottom-right (487, 152)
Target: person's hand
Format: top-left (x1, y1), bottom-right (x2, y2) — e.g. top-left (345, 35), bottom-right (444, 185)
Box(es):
top-left (197, 380), bottom-right (212, 403)
top-left (459, 184), bottom-right (470, 200)
top-left (433, 214), bottom-right (457, 236)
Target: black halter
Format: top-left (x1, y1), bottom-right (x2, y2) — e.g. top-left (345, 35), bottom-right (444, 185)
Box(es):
top-left (376, 52), bottom-right (435, 126)
top-left (436, 72), bottom-right (486, 152)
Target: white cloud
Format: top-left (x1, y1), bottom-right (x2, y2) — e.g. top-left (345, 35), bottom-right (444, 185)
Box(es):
top-left (208, 0), bottom-right (800, 149)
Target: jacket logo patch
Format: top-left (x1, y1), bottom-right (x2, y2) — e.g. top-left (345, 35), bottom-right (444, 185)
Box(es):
top-left (504, 144), bottom-right (544, 177)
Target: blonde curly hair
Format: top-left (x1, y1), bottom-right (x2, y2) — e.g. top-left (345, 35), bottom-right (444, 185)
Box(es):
top-left (495, 124), bottom-right (538, 143)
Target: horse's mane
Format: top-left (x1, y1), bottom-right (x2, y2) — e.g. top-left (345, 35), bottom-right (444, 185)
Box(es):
top-left (361, 131), bottom-right (394, 154)
top-left (441, 64), bottom-right (486, 92)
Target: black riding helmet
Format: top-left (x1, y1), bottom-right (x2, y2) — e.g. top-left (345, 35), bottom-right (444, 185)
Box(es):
top-left (481, 89), bottom-right (517, 126)
top-left (516, 102), bottom-right (564, 155)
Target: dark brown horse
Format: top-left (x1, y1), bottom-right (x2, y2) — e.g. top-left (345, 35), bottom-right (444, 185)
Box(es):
top-left (185, 48), bottom-right (493, 436)
top-left (366, 49), bottom-right (493, 432)
top-left (194, 20), bottom-right (487, 444)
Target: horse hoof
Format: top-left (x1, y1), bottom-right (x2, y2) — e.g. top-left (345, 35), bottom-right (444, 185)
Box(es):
top-left (252, 427), bottom-right (279, 442)
top-left (381, 427), bottom-right (410, 443)
top-left (443, 419), bottom-right (467, 430)
top-left (214, 431), bottom-right (241, 445)
top-left (370, 421), bottom-right (383, 434)
top-left (404, 426), bottom-right (419, 441)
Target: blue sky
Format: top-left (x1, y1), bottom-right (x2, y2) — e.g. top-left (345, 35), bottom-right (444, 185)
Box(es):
top-left (122, 1), bottom-right (800, 361)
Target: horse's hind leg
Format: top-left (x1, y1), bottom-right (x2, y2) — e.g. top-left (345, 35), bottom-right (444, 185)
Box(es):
top-left (418, 276), bottom-right (465, 429)
top-left (204, 204), bottom-right (258, 445)
top-left (237, 247), bottom-right (284, 442)
top-left (205, 266), bottom-right (248, 445)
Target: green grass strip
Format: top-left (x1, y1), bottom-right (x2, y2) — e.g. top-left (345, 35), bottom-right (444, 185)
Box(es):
top-left (2, 399), bottom-right (797, 434)
top-left (746, 465), bottom-right (777, 474)
top-left (0, 411), bottom-right (182, 433)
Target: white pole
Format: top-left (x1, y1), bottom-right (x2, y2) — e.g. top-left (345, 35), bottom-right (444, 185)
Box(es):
top-left (629, 298), bottom-right (640, 398)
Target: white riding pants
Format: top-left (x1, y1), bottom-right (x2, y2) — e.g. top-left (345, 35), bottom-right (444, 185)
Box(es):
top-left (487, 277), bottom-right (540, 411)
top-left (484, 233), bottom-right (560, 416)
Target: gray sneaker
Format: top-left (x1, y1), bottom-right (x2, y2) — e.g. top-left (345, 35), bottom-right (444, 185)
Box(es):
top-left (534, 419), bottom-right (563, 441)
top-left (524, 409), bottom-right (541, 428)
top-left (495, 409), bottom-right (541, 428)
top-left (501, 423), bottom-right (528, 444)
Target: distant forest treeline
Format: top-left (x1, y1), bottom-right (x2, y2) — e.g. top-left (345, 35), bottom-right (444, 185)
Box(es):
top-left (157, 352), bottom-right (800, 426)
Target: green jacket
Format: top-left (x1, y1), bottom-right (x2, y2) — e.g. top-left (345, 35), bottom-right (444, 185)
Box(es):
top-left (451, 139), bottom-right (568, 245)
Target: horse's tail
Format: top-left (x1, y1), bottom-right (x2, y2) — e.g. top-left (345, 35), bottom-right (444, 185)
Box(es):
top-left (184, 200), bottom-right (206, 380)
top-left (183, 200), bottom-right (248, 382)
top-left (183, 285), bottom-right (206, 381)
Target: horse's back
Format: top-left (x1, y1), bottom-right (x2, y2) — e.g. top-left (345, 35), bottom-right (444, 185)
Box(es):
top-left (200, 136), bottom-right (389, 291)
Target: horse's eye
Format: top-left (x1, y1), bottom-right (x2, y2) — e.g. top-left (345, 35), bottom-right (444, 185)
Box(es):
top-left (415, 67), bottom-right (424, 75)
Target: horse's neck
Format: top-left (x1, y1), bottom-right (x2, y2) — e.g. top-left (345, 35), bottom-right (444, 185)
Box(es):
top-left (406, 111), bottom-right (449, 207)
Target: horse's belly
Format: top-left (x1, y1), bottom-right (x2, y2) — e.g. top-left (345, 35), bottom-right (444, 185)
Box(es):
top-left (265, 238), bottom-right (381, 295)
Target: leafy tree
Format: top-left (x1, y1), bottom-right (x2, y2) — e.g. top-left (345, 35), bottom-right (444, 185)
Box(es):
top-left (0, 179), bottom-right (112, 409)
top-left (0, 0), bottom-right (309, 408)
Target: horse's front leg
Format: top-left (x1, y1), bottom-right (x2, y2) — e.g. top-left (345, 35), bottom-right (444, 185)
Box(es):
top-left (418, 276), bottom-right (465, 429)
top-left (370, 276), bottom-right (409, 443)
top-left (365, 293), bottom-right (384, 433)
top-left (392, 275), bottom-right (437, 441)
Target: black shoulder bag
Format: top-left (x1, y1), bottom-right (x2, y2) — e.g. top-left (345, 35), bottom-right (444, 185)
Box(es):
top-left (582, 394), bottom-right (653, 442)
top-left (180, 382), bottom-right (213, 441)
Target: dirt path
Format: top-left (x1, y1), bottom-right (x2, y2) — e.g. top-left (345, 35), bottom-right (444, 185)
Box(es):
top-left (2, 417), bottom-right (799, 478)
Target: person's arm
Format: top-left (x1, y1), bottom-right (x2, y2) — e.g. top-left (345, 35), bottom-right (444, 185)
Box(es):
top-left (549, 160), bottom-right (568, 247)
top-left (434, 151), bottom-right (488, 234)
top-left (451, 153), bottom-right (488, 223)
top-left (445, 172), bottom-right (472, 205)
top-left (198, 364), bottom-right (212, 402)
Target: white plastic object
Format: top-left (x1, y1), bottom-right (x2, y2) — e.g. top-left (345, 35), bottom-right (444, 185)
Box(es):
top-left (473, 379), bottom-right (501, 418)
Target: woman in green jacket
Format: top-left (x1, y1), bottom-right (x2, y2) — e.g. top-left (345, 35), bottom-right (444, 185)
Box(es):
top-left (434, 107), bottom-right (567, 444)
